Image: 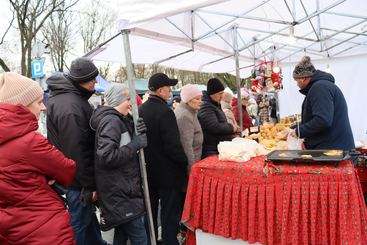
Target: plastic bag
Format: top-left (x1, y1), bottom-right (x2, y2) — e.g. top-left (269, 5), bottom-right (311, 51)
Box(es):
top-left (287, 134), bottom-right (303, 150)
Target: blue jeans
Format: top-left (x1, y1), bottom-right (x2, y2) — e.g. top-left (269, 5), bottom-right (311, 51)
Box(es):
top-left (113, 216), bottom-right (148, 245)
top-left (66, 189), bottom-right (106, 245)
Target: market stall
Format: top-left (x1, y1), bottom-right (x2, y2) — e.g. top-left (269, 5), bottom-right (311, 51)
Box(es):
top-left (182, 154), bottom-right (367, 244)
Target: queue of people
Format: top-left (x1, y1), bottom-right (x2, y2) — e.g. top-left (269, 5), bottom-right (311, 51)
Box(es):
top-left (0, 55), bottom-right (355, 244)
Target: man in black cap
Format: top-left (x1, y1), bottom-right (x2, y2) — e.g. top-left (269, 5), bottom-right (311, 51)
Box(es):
top-left (289, 56), bottom-right (354, 150)
top-left (46, 58), bottom-right (106, 245)
top-left (139, 73), bottom-right (188, 245)
top-left (198, 78), bottom-right (238, 158)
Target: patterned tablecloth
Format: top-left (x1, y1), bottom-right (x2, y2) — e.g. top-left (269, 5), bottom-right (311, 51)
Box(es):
top-left (182, 155), bottom-right (367, 245)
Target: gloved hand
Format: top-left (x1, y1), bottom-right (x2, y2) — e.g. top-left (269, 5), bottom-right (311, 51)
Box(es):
top-left (130, 133), bottom-right (148, 150)
top-left (136, 117), bottom-right (147, 135)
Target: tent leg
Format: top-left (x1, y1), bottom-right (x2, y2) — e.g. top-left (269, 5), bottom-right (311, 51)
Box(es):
top-left (233, 25), bottom-right (243, 132)
top-left (121, 30), bottom-right (157, 245)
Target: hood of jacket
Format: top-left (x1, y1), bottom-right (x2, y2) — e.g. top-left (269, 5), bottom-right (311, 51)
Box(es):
top-left (202, 91), bottom-right (221, 108)
top-left (221, 100), bottom-right (232, 110)
top-left (300, 70), bottom-right (335, 95)
top-left (90, 106), bottom-right (121, 131)
top-left (0, 104), bottom-right (38, 145)
top-left (46, 72), bottom-right (94, 99)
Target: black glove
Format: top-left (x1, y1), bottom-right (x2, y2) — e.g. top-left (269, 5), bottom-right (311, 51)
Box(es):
top-left (130, 133), bottom-right (148, 150)
top-left (136, 117), bottom-right (147, 135)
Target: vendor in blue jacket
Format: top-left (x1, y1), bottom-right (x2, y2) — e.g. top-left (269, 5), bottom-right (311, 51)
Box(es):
top-left (289, 56), bottom-right (355, 151)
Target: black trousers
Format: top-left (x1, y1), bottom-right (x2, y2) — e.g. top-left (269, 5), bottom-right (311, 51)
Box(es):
top-left (148, 188), bottom-right (185, 245)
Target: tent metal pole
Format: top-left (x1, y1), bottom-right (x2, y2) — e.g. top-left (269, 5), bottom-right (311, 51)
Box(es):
top-left (233, 25), bottom-right (243, 132)
top-left (195, 0), bottom-right (271, 41)
top-left (121, 30), bottom-right (156, 245)
top-left (325, 11), bottom-right (367, 20)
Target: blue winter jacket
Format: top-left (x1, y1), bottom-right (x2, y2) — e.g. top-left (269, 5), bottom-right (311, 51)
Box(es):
top-left (296, 70), bottom-right (355, 150)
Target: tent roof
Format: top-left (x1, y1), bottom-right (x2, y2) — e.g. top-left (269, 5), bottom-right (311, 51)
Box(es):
top-left (86, 0), bottom-right (367, 77)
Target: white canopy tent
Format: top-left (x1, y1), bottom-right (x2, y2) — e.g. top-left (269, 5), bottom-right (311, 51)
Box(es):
top-left (86, 0), bottom-right (367, 142)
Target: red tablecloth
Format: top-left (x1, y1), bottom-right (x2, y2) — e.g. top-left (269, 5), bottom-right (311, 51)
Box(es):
top-left (182, 155), bottom-right (367, 245)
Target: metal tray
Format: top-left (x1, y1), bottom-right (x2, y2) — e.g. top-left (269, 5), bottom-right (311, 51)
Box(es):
top-left (267, 150), bottom-right (350, 163)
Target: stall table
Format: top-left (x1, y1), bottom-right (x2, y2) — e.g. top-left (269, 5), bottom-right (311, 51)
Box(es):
top-left (182, 155), bottom-right (367, 245)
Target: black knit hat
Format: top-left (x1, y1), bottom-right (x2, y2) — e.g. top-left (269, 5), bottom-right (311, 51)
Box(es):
top-left (66, 58), bottom-right (99, 84)
top-left (207, 78), bottom-right (224, 95)
top-left (293, 56), bottom-right (316, 79)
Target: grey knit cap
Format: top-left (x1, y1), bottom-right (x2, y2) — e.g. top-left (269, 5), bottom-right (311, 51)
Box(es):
top-left (293, 56), bottom-right (316, 79)
top-left (104, 82), bottom-right (130, 107)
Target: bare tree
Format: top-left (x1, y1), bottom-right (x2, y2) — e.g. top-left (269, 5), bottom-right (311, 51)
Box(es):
top-left (8, 0), bottom-right (78, 77)
top-left (79, 0), bottom-right (116, 53)
top-left (0, 10), bottom-right (15, 72)
top-left (42, 7), bottom-right (74, 72)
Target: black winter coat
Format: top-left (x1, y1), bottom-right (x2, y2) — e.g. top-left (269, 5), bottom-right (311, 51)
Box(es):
top-left (90, 107), bottom-right (145, 231)
top-left (198, 91), bottom-right (233, 157)
top-left (139, 95), bottom-right (188, 190)
top-left (46, 73), bottom-right (96, 190)
top-left (297, 70), bottom-right (355, 150)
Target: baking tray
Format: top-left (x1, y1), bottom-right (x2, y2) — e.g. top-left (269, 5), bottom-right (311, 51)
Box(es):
top-left (267, 150), bottom-right (350, 163)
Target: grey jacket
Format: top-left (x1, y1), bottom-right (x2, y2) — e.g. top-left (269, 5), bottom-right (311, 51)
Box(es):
top-left (174, 102), bottom-right (203, 173)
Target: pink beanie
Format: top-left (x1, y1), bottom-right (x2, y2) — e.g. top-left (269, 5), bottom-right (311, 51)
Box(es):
top-left (0, 72), bottom-right (43, 106)
top-left (180, 84), bottom-right (202, 103)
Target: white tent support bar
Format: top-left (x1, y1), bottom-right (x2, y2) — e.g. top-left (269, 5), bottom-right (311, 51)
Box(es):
top-left (233, 25), bottom-right (243, 131)
top-left (280, 42), bottom-right (317, 61)
top-left (237, 26), bottom-right (318, 42)
top-left (283, 0), bottom-right (296, 22)
top-left (325, 11), bottom-right (367, 20)
top-left (191, 10), bottom-right (195, 50)
top-left (195, 12), bottom-right (235, 50)
top-left (333, 40), bottom-right (367, 56)
top-left (296, 0), bottom-right (346, 25)
top-left (130, 28), bottom-right (238, 59)
top-left (321, 28), bottom-right (367, 37)
top-left (320, 19), bottom-right (366, 42)
top-left (153, 49), bottom-right (193, 65)
top-left (237, 33), bottom-right (255, 57)
top-left (198, 9), bottom-right (293, 25)
top-left (194, 0), bottom-right (271, 41)
top-left (196, 25), bottom-right (234, 41)
top-left (200, 25), bottom-right (290, 68)
top-left (323, 29), bottom-right (367, 52)
top-left (165, 17), bottom-right (192, 40)
top-left (299, 0), bottom-right (320, 40)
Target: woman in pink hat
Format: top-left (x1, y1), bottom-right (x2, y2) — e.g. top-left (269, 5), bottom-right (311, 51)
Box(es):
top-left (174, 84), bottom-right (203, 179)
top-left (0, 72), bottom-right (76, 244)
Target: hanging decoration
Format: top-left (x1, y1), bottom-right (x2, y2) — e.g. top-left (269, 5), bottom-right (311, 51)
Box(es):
top-left (250, 59), bottom-right (283, 94)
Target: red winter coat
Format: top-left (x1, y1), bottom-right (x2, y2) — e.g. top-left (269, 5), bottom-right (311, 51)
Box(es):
top-left (232, 98), bottom-right (253, 129)
top-left (0, 104), bottom-right (76, 245)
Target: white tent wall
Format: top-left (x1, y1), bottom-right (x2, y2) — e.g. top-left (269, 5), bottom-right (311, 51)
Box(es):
top-left (279, 54), bottom-right (367, 143)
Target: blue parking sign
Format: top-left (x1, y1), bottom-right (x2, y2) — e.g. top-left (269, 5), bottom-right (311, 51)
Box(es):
top-left (31, 59), bottom-right (44, 78)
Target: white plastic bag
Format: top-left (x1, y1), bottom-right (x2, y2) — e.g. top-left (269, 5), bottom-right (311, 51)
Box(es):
top-left (287, 134), bottom-right (303, 150)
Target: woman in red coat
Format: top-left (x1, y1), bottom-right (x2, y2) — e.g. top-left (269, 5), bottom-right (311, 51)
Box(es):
top-left (0, 72), bottom-right (76, 244)
top-left (232, 91), bottom-right (253, 130)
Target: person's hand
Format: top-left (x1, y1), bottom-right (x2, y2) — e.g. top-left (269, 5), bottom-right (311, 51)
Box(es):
top-left (48, 179), bottom-right (56, 185)
top-left (92, 191), bottom-right (98, 202)
top-left (136, 118), bottom-right (147, 135)
top-left (289, 129), bottom-right (297, 138)
top-left (131, 133), bottom-right (148, 149)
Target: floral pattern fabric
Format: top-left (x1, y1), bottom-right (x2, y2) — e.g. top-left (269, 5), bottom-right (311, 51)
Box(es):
top-left (182, 155), bottom-right (367, 245)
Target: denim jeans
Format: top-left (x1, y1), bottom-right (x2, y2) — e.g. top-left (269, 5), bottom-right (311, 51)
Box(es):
top-left (113, 216), bottom-right (148, 245)
top-left (66, 189), bottom-right (106, 245)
